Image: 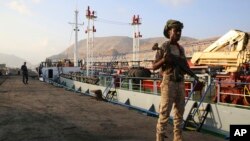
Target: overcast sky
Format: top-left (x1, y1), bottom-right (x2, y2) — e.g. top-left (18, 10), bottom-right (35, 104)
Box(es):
top-left (0, 0), bottom-right (250, 65)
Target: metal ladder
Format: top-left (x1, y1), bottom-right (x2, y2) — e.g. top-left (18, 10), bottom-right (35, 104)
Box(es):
top-left (183, 81), bottom-right (212, 131)
top-left (183, 102), bottom-right (211, 131)
top-left (102, 77), bottom-right (118, 102)
top-left (105, 89), bottom-right (117, 102)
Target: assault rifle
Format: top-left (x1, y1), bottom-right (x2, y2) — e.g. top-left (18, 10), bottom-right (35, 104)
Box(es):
top-left (152, 43), bottom-right (199, 81)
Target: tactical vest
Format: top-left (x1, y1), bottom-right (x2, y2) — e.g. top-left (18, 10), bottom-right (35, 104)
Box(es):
top-left (159, 41), bottom-right (185, 82)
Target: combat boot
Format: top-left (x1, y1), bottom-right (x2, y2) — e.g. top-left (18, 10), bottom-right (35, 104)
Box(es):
top-left (173, 132), bottom-right (182, 141)
top-left (156, 133), bottom-right (164, 141)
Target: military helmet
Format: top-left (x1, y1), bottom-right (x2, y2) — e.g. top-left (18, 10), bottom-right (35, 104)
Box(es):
top-left (163, 19), bottom-right (184, 38)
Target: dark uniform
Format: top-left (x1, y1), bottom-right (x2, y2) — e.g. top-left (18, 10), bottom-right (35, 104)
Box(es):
top-left (21, 62), bottom-right (28, 84)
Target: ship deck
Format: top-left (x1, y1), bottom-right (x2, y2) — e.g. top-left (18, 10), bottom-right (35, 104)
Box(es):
top-left (0, 76), bottom-right (225, 141)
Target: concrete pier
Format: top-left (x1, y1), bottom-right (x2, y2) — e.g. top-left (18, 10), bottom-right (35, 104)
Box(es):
top-left (0, 76), bottom-right (224, 141)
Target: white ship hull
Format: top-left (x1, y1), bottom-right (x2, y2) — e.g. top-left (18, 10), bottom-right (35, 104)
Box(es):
top-left (59, 76), bottom-right (250, 136)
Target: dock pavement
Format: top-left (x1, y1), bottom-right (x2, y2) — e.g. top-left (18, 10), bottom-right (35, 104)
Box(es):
top-left (0, 76), bottom-right (225, 141)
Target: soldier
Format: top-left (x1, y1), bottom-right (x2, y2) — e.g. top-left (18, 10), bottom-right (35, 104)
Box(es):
top-left (152, 19), bottom-right (188, 141)
top-left (21, 62), bottom-right (28, 84)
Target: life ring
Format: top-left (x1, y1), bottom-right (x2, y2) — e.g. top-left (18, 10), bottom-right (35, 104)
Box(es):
top-left (243, 85), bottom-right (250, 106)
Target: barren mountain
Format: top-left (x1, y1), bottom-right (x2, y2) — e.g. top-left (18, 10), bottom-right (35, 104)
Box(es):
top-left (49, 36), bottom-right (197, 60)
top-left (1, 32), bottom-right (249, 68)
top-left (0, 53), bottom-right (33, 69)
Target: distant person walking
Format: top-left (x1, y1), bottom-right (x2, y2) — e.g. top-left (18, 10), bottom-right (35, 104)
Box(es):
top-left (21, 62), bottom-right (28, 84)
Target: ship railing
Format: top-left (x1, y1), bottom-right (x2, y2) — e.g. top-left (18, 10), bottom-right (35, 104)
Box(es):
top-left (215, 81), bottom-right (250, 108)
top-left (59, 72), bottom-right (250, 108)
top-left (60, 73), bottom-right (208, 99)
top-left (60, 73), bottom-right (247, 107)
top-left (112, 76), bottom-right (250, 107)
top-left (99, 75), bottom-right (250, 108)
top-left (119, 77), bottom-right (161, 94)
top-left (97, 74), bottom-right (205, 100)
top-left (61, 72), bottom-right (162, 95)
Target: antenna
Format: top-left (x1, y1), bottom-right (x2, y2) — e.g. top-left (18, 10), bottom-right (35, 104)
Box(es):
top-left (85, 6), bottom-right (97, 76)
top-left (69, 9), bottom-right (84, 67)
top-left (131, 14), bottom-right (142, 66)
top-left (75, 0), bottom-right (78, 10)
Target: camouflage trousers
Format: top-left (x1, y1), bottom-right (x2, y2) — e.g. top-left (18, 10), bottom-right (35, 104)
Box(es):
top-left (156, 76), bottom-right (185, 141)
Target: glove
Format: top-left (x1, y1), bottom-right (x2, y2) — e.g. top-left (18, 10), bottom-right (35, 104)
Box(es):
top-left (152, 43), bottom-right (159, 50)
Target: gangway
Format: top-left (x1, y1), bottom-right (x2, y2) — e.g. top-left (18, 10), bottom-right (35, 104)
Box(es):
top-left (102, 76), bottom-right (117, 101)
top-left (183, 80), bottom-right (211, 131)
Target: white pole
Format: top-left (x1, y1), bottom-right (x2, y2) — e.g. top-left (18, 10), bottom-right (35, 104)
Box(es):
top-left (74, 10), bottom-right (79, 67)
top-left (86, 19), bottom-right (90, 76)
top-left (91, 22), bottom-right (95, 76)
top-left (133, 25), bottom-right (136, 63)
top-left (137, 24), bottom-right (140, 62)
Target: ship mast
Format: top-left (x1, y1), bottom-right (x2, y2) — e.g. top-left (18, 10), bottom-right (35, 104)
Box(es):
top-left (69, 10), bottom-right (83, 67)
top-left (74, 10), bottom-right (79, 67)
top-left (131, 15), bottom-right (142, 67)
top-left (85, 6), bottom-right (97, 76)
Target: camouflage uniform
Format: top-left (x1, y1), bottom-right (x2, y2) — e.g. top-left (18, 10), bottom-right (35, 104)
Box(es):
top-left (154, 19), bottom-right (197, 141)
top-left (155, 43), bottom-right (186, 141)
top-left (155, 20), bottom-right (187, 141)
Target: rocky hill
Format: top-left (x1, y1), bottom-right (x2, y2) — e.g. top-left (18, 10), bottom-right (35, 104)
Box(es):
top-left (1, 32), bottom-right (249, 68)
top-left (48, 32), bottom-right (250, 63)
top-left (0, 53), bottom-right (34, 69)
top-left (49, 36), bottom-right (197, 60)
